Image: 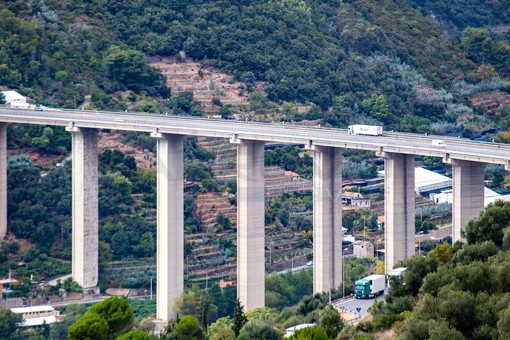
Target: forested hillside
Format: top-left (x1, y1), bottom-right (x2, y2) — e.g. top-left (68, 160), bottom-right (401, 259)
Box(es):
top-left (1, 0), bottom-right (509, 133)
top-left (408, 0), bottom-right (510, 32)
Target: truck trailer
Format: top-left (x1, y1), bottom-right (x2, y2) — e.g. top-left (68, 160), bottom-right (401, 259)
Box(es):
top-left (354, 274), bottom-right (386, 299)
top-left (348, 124), bottom-right (383, 136)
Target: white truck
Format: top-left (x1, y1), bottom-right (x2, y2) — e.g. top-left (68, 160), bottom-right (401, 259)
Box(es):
top-left (348, 125), bottom-right (383, 136)
top-left (354, 274), bottom-right (386, 299)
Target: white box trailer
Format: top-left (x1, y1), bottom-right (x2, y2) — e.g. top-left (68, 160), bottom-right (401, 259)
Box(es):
top-left (354, 274), bottom-right (386, 298)
top-left (348, 125), bottom-right (383, 136)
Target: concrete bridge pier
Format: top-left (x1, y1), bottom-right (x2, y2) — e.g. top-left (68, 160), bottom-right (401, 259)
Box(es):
top-left (235, 139), bottom-right (265, 311)
top-left (151, 132), bottom-right (184, 321)
top-left (451, 160), bottom-right (485, 242)
top-left (0, 123), bottom-right (6, 238)
top-left (384, 153), bottom-right (415, 274)
top-left (67, 126), bottom-right (99, 289)
top-left (311, 146), bottom-right (343, 293)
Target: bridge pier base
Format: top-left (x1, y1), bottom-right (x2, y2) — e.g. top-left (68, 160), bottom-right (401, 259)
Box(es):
top-left (384, 153), bottom-right (415, 274)
top-left (312, 146), bottom-right (343, 293)
top-left (67, 127), bottom-right (98, 289)
top-left (0, 123), bottom-right (6, 239)
top-left (236, 139), bottom-right (265, 311)
top-left (451, 160), bottom-right (485, 242)
top-left (152, 132), bottom-right (184, 322)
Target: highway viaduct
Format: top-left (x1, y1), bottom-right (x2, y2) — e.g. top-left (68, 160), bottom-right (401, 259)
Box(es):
top-left (2, 107), bottom-right (510, 321)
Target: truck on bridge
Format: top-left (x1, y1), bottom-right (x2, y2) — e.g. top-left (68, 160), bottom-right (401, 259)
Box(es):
top-left (354, 274), bottom-right (386, 298)
top-left (348, 124), bottom-right (383, 136)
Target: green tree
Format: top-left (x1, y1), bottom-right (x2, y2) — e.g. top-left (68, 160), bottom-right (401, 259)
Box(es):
top-left (174, 315), bottom-right (204, 339)
top-left (461, 27), bottom-right (492, 63)
top-left (64, 278), bottom-right (83, 293)
top-left (134, 232), bottom-right (155, 258)
top-left (401, 254), bottom-right (439, 296)
top-left (174, 289), bottom-right (204, 321)
top-left (216, 213), bottom-right (230, 230)
top-left (210, 326), bottom-right (236, 340)
top-left (116, 330), bottom-right (150, 340)
top-left (31, 127), bottom-right (53, 151)
top-left (360, 94), bottom-right (390, 122)
top-left (431, 242), bottom-right (454, 263)
top-left (232, 299), bottom-right (248, 336)
top-left (319, 305), bottom-right (343, 338)
top-left (87, 297), bottom-right (134, 339)
top-left (68, 313), bottom-right (109, 340)
top-left (237, 322), bottom-right (280, 340)
top-left (102, 45), bottom-right (168, 97)
top-left (288, 326), bottom-right (329, 340)
top-left (463, 200), bottom-right (510, 246)
top-left (497, 307), bottom-right (510, 339)
top-left (207, 317), bottom-right (234, 340)
top-left (0, 309), bottom-right (23, 338)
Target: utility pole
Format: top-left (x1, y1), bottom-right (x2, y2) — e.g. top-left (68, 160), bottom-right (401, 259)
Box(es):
top-left (329, 281), bottom-right (331, 304)
top-left (150, 277), bottom-right (153, 300)
top-left (186, 255), bottom-right (189, 278)
top-left (342, 257), bottom-right (345, 298)
top-left (363, 216), bottom-right (366, 238)
top-left (269, 240), bottom-right (273, 264)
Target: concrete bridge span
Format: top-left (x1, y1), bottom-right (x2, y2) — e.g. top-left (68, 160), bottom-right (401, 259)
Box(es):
top-left (1, 107), bottom-right (508, 321)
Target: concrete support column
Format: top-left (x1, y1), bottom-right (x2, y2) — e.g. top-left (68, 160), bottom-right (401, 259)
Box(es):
top-left (451, 160), bottom-right (485, 242)
top-left (152, 132), bottom-right (184, 322)
top-left (312, 146), bottom-right (343, 294)
top-left (384, 153), bottom-right (415, 274)
top-left (0, 123), bottom-right (7, 239)
top-left (236, 139), bottom-right (265, 311)
top-left (67, 126), bottom-right (98, 288)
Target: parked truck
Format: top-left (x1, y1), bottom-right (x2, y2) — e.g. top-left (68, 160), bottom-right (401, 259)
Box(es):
top-left (354, 274), bottom-right (386, 299)
top-left (348, 124), bottom-right (383, 136)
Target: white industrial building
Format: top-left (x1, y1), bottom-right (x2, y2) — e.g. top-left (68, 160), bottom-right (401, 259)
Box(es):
top-left (431, 187), bottom-right (510, 206)
top-left (1, 90), bottom-right (32, 109)
top-left (378, 167), bottom-right (452, 195)
top-left (379, 166), bottom-right (510, 206)
top-left (11, 305), bottom-right (61, 327)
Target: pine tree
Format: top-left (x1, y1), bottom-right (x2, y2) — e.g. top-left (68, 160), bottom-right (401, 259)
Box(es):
top-left (232, 299), bottom-right (248, 336)
top-left (201, 303), bottom-right (207, 333)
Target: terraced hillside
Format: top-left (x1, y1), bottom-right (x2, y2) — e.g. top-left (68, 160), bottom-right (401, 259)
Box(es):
top-left (150, 57), bottom-right (251, 115)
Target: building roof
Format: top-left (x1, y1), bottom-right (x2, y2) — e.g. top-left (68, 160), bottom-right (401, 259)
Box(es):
top-left (284, 171), bottom-right (300, 178)
top-left (343, 235), bottom-right (355, 243)
top-left (285, 323), bottom-right (316, 337)
top-left (11, 305), bottom-right (55, 314)
top-left (1, 90), bottom-right (25, 101)
top-left (218, 279), bottom-right (235, 289)
top-left (388, 267), bottom-right (406, 276)
top-left (354, 240), bottom-right (372, 246)
top-left (378, 167), bottom-right (452, 194)
top-left (433, 187), bottom-right (510, 207)
top-left (343, 191), bottom-right (364, 199)
top-left (21, 316), bottom-right (58, 327)
top-left (415, 233), bottom-right (431, 243)
top-left (0, 278), bottom-right (19, 284)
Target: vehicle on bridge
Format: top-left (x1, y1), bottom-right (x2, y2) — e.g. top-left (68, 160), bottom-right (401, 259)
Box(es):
top-left (354, 274), bottom-right (385, 298)
top-left (431, 139), bottom-right (446, 147)
top-left (348, 124), bottom-right (383, 136)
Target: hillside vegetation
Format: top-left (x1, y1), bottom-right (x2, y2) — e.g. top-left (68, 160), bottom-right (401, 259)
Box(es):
top-left (1, 0), bottom-right (509, 134)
